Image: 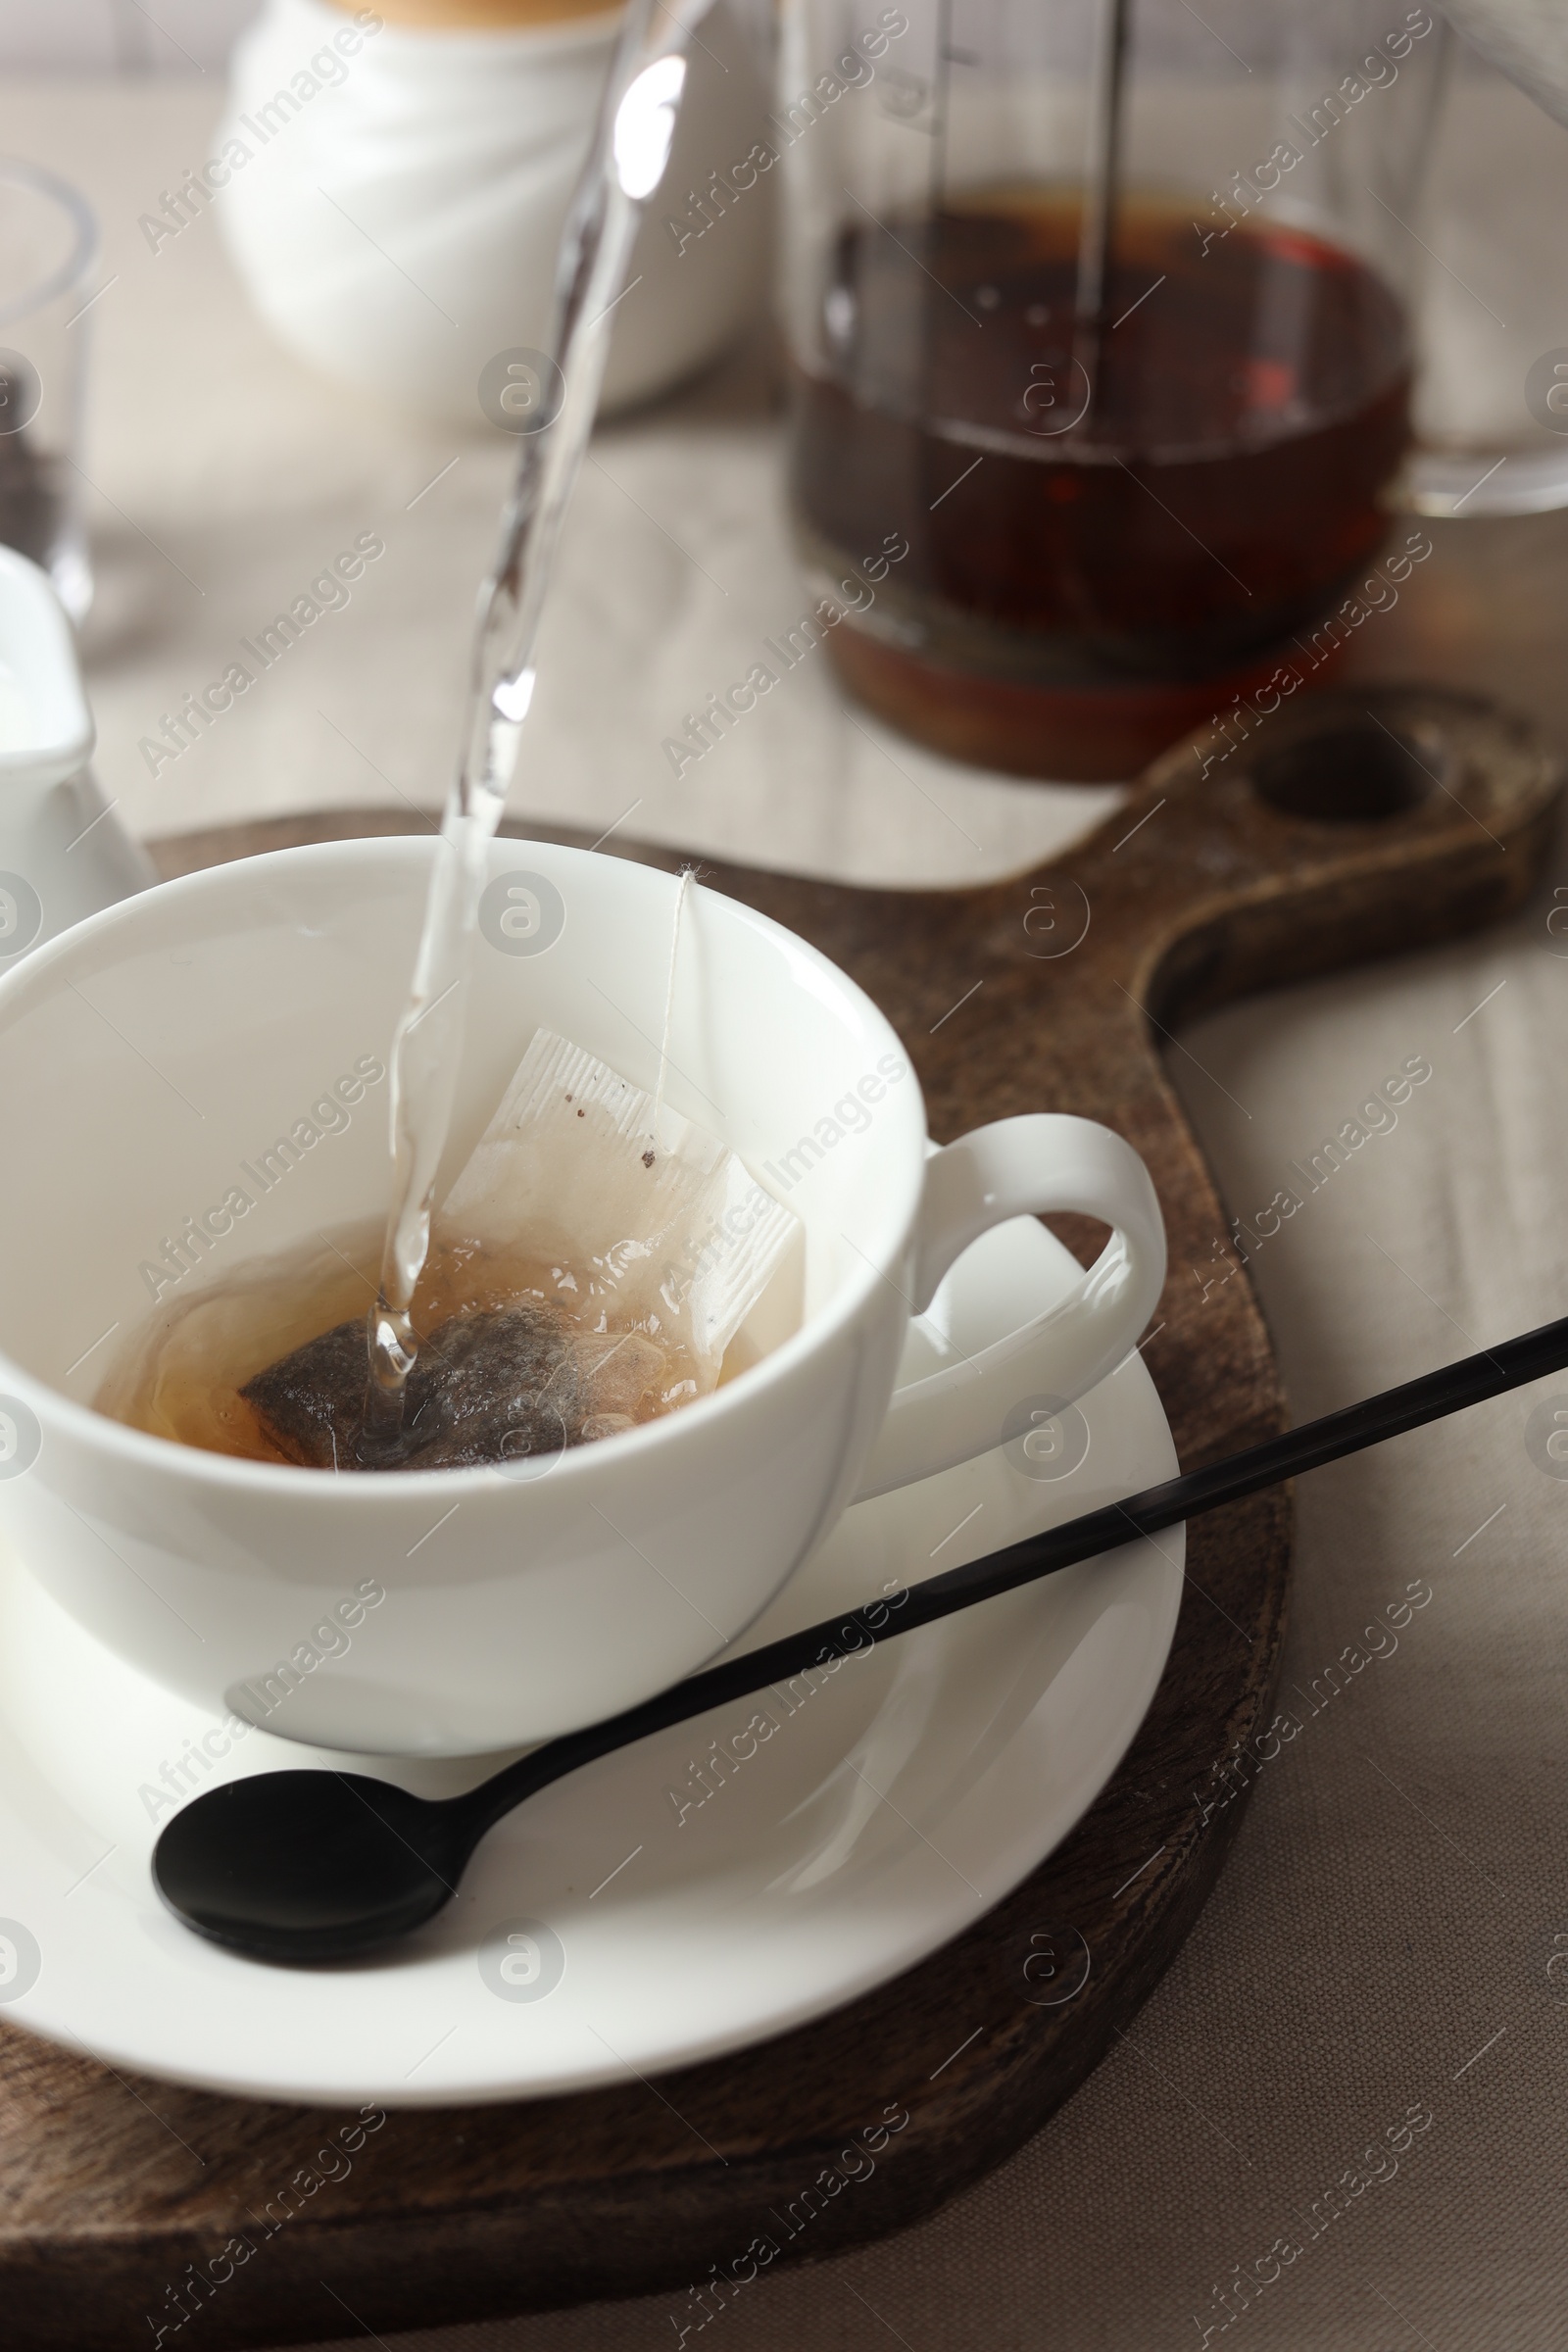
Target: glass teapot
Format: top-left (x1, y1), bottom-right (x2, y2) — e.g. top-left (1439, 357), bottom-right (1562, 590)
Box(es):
top-left (773, 0), bottom-right (1530, 779)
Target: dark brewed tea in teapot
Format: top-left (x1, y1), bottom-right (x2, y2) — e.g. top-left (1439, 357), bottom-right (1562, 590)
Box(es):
top-left (790, 189), bottom-right (1412, 778)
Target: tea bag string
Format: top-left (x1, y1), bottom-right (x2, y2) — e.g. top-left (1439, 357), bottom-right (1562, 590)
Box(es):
top-left (649, 865), bottom-right (693, 1164)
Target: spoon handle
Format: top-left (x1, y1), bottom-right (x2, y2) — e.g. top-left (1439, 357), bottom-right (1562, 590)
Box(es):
top-left (466, 1311), bottom-right (1568, 1834)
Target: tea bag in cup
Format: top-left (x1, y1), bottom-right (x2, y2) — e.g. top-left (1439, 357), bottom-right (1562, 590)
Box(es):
top-left (242, 1027), bottom-right (799, 1472)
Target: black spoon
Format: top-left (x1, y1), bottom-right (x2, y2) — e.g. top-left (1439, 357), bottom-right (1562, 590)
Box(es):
top-left (154, 1312), bottom-right (1568, 1964)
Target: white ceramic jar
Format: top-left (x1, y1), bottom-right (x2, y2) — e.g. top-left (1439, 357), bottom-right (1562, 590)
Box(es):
top-left (0, 548), bottom-right (154, 967)
top-left (214, 0), bottom-right (774, 423)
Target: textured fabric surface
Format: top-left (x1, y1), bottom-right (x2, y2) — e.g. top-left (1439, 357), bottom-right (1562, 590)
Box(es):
top-left (9, 67), bottom-right (1568, 2352)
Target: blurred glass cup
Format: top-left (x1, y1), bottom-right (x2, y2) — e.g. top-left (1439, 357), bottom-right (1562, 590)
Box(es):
top-left (0, 160), bottom-right (96, 624)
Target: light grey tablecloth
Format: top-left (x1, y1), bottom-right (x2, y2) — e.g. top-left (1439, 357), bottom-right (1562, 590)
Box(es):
top-left (10, 65), bottom-right (1568, 2352)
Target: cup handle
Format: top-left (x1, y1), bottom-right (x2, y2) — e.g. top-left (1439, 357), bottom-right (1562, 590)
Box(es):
top-left (853, 1115), bottom-right (1166, 1502)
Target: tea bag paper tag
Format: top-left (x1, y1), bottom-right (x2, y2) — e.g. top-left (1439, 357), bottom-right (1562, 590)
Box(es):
top-left (441, 1029), bottom-right (798, 1376)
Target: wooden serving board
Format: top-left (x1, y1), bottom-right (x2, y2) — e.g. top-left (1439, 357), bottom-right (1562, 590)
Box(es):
top-left (1, 688), bottom-right (1559, 2351)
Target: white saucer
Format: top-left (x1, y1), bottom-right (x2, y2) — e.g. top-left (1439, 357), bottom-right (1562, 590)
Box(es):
top-left (0, 1216), bottom-right (1182, 2107)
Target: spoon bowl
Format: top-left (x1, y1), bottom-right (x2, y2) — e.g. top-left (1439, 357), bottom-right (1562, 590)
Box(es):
top-left (154, 1772), bottom-right (468, 1963)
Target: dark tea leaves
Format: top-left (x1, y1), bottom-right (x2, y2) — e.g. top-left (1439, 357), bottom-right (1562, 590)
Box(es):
top-left (243, 1303), bottom-right (586, 1473)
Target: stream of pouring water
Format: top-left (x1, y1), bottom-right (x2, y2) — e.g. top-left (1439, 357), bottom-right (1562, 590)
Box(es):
top-left (361, 1), bottom-right (696, 1456)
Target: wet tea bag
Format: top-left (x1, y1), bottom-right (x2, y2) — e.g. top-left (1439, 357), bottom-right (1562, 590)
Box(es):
top-left (241, 1029), bottom-right (798, 1473)
top-left (441, 1026), bottom-right (798, 1374)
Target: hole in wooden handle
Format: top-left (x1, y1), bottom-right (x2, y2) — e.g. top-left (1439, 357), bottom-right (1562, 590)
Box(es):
top-left (1250, 716), bottom-right (1445, 825)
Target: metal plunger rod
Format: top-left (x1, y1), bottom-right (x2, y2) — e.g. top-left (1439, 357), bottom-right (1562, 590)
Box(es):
top-left (1074, 0), bottom-right (1132, 408)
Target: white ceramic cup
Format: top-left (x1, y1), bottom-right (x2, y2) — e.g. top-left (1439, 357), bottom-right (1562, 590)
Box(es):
top-left (0, 838), bottom-right (1164, 1756)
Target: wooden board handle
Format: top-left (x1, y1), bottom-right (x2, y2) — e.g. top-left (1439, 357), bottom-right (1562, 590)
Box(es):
top-left (809, 686), bottom-right (1562, 1463)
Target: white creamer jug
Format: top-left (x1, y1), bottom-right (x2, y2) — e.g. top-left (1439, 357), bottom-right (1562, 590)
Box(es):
top-left (213, 0), bottom-right (773, 424)
top-left (0, 547), bottom-right (155, 966)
